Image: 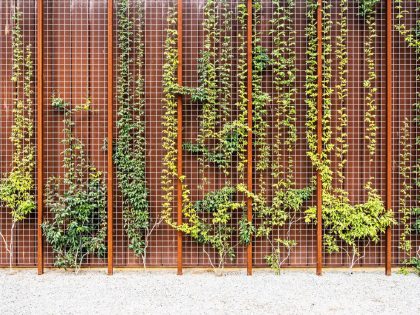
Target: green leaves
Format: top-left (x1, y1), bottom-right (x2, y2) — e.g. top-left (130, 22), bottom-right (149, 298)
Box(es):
top-left (303, 0), bottom-right (393, 268)
top-left (358, 0), bottom-right (380, 18)
top-left (0, 9), bottom-right (36, 225)
top-left (395, 0), bottom-right (420, 275)
top-left (42, 98), bottom-right (107, 271)
top-left (161, 0), bottom-right (253, 271)
top-left (115, 0), bottom-right (150, 259)
top-left (194, 186), bottom-right (236, 213)
top-left (0, 8), bottom-right (36, 268)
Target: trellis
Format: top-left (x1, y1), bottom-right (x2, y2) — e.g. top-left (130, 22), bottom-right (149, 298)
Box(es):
top-left (0, 0), bottom-right (418, 275)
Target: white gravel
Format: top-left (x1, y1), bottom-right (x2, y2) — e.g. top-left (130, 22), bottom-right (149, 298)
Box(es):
top-left (0, 269), bottom-right (419, 315)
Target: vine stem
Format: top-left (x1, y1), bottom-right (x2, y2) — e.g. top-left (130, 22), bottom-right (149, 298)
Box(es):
top-left (0, 221), bottom-right (16, 270)
top-left (140, 217), bottom-right (163, 270)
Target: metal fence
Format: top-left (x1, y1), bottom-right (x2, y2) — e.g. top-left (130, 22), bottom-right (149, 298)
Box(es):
top-left (0, 0), bottom-right (418, 274)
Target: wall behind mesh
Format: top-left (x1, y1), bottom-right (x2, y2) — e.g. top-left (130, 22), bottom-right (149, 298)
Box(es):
top-left (251, 0), bottom-right (317, 268)
top-left (392, 0), bottom-right (420, 267)
top-left (0, 0), bottom-right (419, 269)
top-left (0, 0), bottom-right (37, 267)
top-left (113, 0), bottom-right (178, 268)
top-left (43, 0), bottom-right (108, 267)
top-left (324, 0), bottom-right (387, 267)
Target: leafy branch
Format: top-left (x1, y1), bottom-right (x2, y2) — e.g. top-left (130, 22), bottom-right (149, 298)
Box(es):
top-left (0, 8), bottom-right (35, 270)
top-left (161, 0), bottom-right (252, 273)
top-left (395, 0), bottom-right (420, 274)
top-left (115, 0), bottom-right (154, 267)
top-left (304, 0), bottom-right (394, 268)
top-left (42, 97), bottom-right (107, 272)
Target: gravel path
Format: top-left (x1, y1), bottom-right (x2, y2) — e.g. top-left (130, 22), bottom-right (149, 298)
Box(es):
top-left (0, 269), bottom-right (419, 314)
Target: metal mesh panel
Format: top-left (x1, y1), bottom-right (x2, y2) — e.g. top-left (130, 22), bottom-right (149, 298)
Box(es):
top-left (0, 0), bottom-right (419, 271)
top-left (0, 0), bottom-right (37, 267)
top-left (321, 0), bottom-right (387, 267)
top-left (392, 0), bottom-right (420, 267)
top-left (181, 0), bottom-right (248, 269)
top-left (113, 0), bottom-right (178, 268)
top-left (43, 0), bottom-right (108, 268)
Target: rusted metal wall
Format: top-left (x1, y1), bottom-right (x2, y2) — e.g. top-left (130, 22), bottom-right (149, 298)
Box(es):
top-left (0, 0), bottom-right (419, 269)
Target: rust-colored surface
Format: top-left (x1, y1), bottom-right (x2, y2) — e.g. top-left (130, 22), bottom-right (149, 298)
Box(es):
top-left (37, 0), bottom-right (44, 275)
top-left (246, 0), bottom-right (253, 277)
top-left (0, 0), bottom-right (418, 269)
top-left (385, 0), bottom-right (392, 276)
top-left (107, 0), bottom-right (114, 275)
top-left (177, 0), bottom-right (183, 276)
top-left (316, 0), bottom-right (323, 276)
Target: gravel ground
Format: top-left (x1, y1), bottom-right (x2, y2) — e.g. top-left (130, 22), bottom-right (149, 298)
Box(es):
top-left (0, 269), bottom-right (419, 315)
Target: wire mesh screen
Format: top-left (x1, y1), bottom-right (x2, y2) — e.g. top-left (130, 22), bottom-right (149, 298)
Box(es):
top-left (113, 0), bottom-right (178, 268)
top-left (251, 0), bottom-right (316, 269)
top-left (392, 0), bottom-right (420, 267)
top-left (0, 0), bottom-right (419, 271)
top-left (43, 0), bottom-right (108, 268)
top-left (323, 0), bottom-right (387, 267)
top-left (0, 0), bottom-right (37, 267)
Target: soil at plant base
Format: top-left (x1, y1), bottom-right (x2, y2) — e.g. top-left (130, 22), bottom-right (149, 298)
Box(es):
top-left (0, 270), bottom-right (419, 314)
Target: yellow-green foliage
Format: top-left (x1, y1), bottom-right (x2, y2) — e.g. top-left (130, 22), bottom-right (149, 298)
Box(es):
top-left (304, 0), bottom-right (394, 267)
top-left (254, 0), bottom-right (312, 274)
top-left (42, 98), bottom-right (107, 271)
top-left (161, 0), bottom-right (257, 270)
top-left (0, 9), bottom-right (35, 223)
top-left (115, 0), bottom-right (150, 259)
top-left (395, 0), bottom-right (420, 275)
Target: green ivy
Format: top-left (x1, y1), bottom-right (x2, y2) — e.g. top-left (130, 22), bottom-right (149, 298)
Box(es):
top-left (398, 118), bottom-right (412, 256)
top-left (335, 0), bottom-right (349, 196)
top-left (252, 0), bottom-right (311, 274)
top-left (395, 0), bottom-right (420, 274)
top-left (304, 0), bottom-right (394, 268)
top-left (161, 0), bottom-right (252, 272)
top-left (42, 97), bottom-right (107, 272)
top-left (115, 0), bottom-right (152, 265)
top-left (358, 0), bottom-right (380, 18)
top-left (195, 0), bottom-right (219, 189)
top-left (252, 0), bottom-right (271, 215)
top-left (0, 9), bottom-right (35, 269)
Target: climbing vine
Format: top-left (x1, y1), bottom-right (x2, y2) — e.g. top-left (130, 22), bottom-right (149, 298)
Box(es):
top-left (304, 0), bottom-right (394, 268)
top-left (395, 0), bottom-right (420, 274)
top-left (161, 0), bottom-right (255, 273)
top-left (335, 0), bottom-right (349, 198)
top-left (253, 0), bottom-right (311, 274)
top-left (398, 118), bottom-right (412, 257)
top-left (0, 8), bottom-right (35, 269)
top-left (42, 97), bottom-right (107, 272)
top-left (115, 0), bottom-right (155, 267)
top-left (252, 0), bottom-right (271, 204)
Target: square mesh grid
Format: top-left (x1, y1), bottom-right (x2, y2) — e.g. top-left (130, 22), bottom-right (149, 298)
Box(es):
top-left (0, 0), bottom-right (418, 271)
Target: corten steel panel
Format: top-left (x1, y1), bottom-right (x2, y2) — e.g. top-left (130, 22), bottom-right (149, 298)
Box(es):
top-left (112, 0), bottom-right (178, 269)
top-left (0, 0), bottom-right (419, 269)
top-left (391, 0), bottom-right (420, 268)
top-left (42, 0), bottom-right (108, 268)
top-left (253, 0), bottom-right (317, 269)
top-left (0, 0), bottom-right (37, 267)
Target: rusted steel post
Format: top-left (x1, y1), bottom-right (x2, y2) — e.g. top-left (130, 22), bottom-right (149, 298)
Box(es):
top-left (385, 0), bottom-right (392, 276)
top-left (316, 0), bottom-right (323, 276)
top-left (246, 0), bottom-right (253, 276)
top-left (177, 0), bottom-right (183, 276)
top-left (37, 0), bottom-right (44, 275)
top-left (107, 0), bottom-right (114, 275)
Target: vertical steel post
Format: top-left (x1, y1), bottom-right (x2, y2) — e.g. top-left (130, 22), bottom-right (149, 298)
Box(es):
top-left (246, 0), bottom-right (253, 276)
top-left (37, 0), bottom-right (44, 275)
top-left (385, 0), bottom-right (392, 276)
top-left (316, 0), bottom-right (323, 276)
top-left (177, 0), bottom-right (184, 276)
top-left (107, 0), bottom-right (114, 275)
